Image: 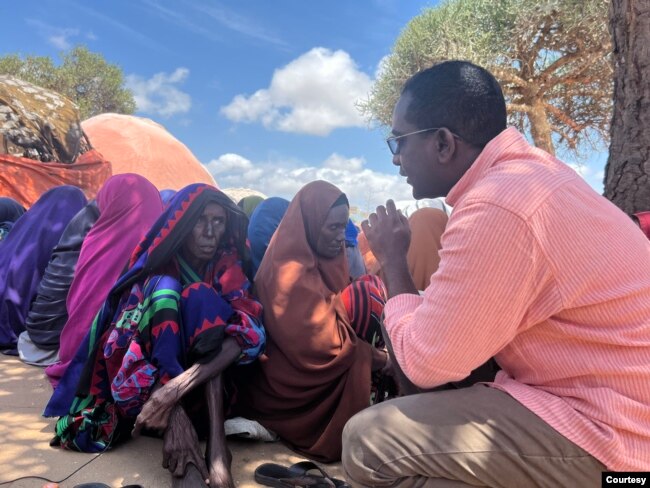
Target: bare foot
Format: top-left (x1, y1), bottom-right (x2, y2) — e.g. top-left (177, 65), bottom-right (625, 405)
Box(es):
top-left (171, 462), bottom-right (209, 488)
top-left (163, 406), bottom-right (209, 483)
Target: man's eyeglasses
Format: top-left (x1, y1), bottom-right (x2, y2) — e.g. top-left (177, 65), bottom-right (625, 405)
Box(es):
top-left (386, 127), bottom-right (461, 155)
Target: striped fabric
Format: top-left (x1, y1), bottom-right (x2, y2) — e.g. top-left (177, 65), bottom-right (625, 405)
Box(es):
top-left (384, 127), bottom-right (650, 471)
top-left (340, 274), bottom-right (387, 346)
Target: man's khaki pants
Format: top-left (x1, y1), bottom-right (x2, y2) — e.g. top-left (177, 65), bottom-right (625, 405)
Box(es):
top-left (342, 384), bottom-right (605, 487)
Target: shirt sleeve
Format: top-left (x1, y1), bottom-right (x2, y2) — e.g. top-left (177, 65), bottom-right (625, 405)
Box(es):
top-left (384, 202), bottom-right (551, 388)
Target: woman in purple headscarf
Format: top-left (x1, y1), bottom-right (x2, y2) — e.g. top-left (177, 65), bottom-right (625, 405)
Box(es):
top-left (0, 186), bottom-right (87, 355)
top-left (18, 199), bottom-right (100, 366)
top-left (0, 197), bottom-right (25, 241)
top-left (45, 174), bottom-right (163, 387)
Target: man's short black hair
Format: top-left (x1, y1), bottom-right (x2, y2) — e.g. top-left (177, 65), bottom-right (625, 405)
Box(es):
top-left (401, 60), bottom-right (507, 148)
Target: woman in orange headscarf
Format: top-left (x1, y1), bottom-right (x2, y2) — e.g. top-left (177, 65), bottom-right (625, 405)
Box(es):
top-left (236, 180), bottom-right (389, 462)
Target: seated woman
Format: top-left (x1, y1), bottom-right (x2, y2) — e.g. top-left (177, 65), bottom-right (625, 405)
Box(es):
top-left (0, 186), bottom-right (87, 355)
top-left (247, 196), bottom-right (290, 277)
top-left (45, 184), bottom-right (265, 488)
top-left (44, 174), bottom-right (163, 384)
top-left (345, 219), bottom-right (366, 279)
top-left (237, 194), bottom-right (265, 218)
top-left (18, 199), bottom-right (100, 366)
top-left (235, 180), bottom-right (390, 462)
top-left (0, 197), bottom-right (25, 241)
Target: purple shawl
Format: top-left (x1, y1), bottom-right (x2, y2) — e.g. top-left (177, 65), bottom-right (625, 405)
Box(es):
top-left (0, 186), bottom-right (87, 354)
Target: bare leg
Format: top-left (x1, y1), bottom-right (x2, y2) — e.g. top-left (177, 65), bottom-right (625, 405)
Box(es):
top-left (164, 405), bottom-right (209, 488)
top-left (204, 374), bottom-right (235, 488)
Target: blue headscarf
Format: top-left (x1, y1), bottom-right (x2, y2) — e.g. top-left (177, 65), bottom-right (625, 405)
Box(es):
top-left (248, 197), bottom-right (290, 277)
top-left (345, 219), bottom-right (359, 247)
top-left (0, 186), bottom-right (87, 353)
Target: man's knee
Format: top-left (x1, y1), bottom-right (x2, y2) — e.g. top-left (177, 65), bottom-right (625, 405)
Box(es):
top-left (342, 406), bottom-right (398, 487)
top-left (342, 408), bottom-right (374, 486)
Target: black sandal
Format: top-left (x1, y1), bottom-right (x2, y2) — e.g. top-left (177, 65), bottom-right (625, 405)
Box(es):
top-left (254, 461), bottom-right (350, 488)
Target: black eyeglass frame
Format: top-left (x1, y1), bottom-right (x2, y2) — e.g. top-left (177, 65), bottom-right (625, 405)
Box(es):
top-left (386, 127), bottom-right (462, 155)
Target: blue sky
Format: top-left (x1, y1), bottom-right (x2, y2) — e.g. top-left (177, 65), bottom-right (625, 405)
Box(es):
top-left (0, 0), bottom-right (606, 214)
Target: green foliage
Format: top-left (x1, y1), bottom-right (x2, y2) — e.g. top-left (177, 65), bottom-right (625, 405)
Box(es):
top-left (0, 46), bottom-right (135, 119)
top-left (363, 0), bottom-right (612, 155)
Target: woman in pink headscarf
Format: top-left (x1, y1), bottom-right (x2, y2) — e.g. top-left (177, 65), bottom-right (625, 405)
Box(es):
top-left (45, 173), bottom-right (163, 388)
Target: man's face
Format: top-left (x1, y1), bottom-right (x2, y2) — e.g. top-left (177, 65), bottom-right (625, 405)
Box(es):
top-left (390, 93), bottom-right (444, 199)
top-left (315, 204), bottom-right (349, 259)
top-left (181, 202), bottom-right (227, 268)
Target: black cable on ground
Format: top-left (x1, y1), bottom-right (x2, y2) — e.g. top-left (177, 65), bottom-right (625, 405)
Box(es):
top-left (0, 449), bottom-right (106, 486)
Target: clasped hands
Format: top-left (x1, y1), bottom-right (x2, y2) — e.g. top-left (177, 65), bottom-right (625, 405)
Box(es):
top-left (361, 199), bottom-right (411, 266)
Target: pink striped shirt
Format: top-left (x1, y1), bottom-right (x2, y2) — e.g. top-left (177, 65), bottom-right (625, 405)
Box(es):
top-left (384, 127), bottom-right (650, 471)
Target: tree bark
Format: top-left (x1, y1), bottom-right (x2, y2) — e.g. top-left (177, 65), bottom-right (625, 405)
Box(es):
top-left (604, 0), bottom-right (650, 214)
top-left (528, 98), bottom-right (555, 156)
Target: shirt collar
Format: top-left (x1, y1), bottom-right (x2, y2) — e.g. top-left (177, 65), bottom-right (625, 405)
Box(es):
top-left (446, 127), bottom-right (525, 207)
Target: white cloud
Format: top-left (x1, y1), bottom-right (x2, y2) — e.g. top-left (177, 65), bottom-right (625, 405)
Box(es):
top-left (204, 152), bottom-right (430, 216)
top-left (323, 153), bottom-right (364, 171)
top-left (26, 19), bottom-right (80, 50)
top-left (126, 68), bottom-right (192, 118)
top-left (206, 153), bottom-right (264, 180)
top-left (221, 48), bottom-right (373, 136)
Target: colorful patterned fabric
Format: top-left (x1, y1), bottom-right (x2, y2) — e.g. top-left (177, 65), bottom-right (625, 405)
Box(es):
top-left (45, 184), bottom-right (265, 453)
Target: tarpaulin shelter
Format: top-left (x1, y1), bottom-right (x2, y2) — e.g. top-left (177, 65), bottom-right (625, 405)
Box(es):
top-left (0, 76), bottom-right (111, 208)
top-left (82, 113), bottom-right (217, 190)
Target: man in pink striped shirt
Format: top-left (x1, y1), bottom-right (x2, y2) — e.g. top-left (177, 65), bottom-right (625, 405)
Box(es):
top-left (342, 61), bottom-right (650, 486)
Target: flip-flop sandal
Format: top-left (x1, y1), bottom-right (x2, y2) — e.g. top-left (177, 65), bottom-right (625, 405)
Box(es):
top-left (254, 461), bottom-right (350, 488)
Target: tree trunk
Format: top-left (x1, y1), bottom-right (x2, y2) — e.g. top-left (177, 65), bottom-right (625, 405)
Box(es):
top-left (528, 99), bottom-right (555, 156)
top-left (604, 0), bottom-right (650, 214)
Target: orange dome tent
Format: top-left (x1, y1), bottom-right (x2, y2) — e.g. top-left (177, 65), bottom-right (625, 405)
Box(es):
top-left (82, 113), bottom-right (217, 190)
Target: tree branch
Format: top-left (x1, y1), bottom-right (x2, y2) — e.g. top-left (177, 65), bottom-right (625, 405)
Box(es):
top-left (507, 103), bottom-right (532, 114)
top-left (545, 103), bottom-right (584, 133)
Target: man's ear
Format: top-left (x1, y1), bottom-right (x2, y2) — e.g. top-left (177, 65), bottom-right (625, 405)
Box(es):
top-left (435, 128), bottom-right (457, 165)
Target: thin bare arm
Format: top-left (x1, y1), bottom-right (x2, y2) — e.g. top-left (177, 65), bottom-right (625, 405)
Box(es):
top-left (132, 337), bottom-right (242, 436)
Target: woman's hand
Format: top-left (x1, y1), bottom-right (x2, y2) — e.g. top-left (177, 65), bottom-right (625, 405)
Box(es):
top-left (362, 200), bottom-right (411, 268)
top-left (162, 406), bottom-right (209, 481)
top-left (132, 384), bottom-right (178, 437)
top-left (371, 348), bottom-right (389, 372)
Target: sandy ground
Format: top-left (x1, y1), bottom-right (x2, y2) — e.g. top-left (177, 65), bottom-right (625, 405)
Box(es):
top-left (0, 355), bottom-right (345, 488)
